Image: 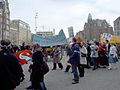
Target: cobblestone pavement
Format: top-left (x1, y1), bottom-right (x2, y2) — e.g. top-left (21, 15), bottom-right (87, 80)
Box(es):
top-left (17, 56), bottom-right (120, 90)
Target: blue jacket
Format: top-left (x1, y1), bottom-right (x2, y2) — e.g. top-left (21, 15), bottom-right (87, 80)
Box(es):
top-left (68, 43), bottom-right (80, 65)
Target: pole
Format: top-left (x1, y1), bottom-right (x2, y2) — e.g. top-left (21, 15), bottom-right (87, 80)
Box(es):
top-left (35, 12), bottom-right (38, 33)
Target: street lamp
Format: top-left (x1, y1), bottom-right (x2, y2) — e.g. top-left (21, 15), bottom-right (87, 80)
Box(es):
top-left (35, 12), bottom-right (38, 33)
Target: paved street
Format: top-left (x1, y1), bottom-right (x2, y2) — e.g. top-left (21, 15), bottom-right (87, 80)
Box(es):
top-left (17, 57), bottom-right (120, 90)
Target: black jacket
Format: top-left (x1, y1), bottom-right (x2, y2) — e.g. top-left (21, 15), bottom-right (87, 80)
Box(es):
top-left (30, 51), bottom-right (49, 83)
top-left (0, 50), bottom-right (24, 89)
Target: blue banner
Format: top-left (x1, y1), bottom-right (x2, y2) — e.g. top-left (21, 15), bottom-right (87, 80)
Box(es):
top-left (32, 30), bottom-right (68, 46)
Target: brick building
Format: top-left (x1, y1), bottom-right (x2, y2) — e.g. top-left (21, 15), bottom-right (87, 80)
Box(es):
top-left (76, 13), bottom-right (113, 41)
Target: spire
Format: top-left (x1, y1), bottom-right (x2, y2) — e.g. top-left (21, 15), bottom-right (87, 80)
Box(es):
top-left (87, 13), bottom-right (92, 22)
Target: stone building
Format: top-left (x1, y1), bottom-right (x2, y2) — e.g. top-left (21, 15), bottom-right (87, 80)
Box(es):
top-left (76, 14), bottom-right (113, 41)
top-left (10, 21), bottom-right (18, 45)
top-left (0, 0), bottom-right (10, 40)
top-left (114, 17), bottom-right (120, 36)
top-left (10, 20), bottom-right (31, 45)
top-left (76, 31), bottom-right (84, 40)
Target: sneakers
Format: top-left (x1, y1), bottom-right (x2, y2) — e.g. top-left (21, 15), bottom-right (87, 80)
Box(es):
top-left (108, 67), bottom-right (112, 70)
top-left (72, 79), bottom-right (79, 84)
top-left (72, 81), bottom-right (79, 84)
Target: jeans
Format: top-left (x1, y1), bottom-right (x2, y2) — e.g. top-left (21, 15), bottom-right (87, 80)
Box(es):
top-left (72, 65), bottom-right (79, 81)
top-left (30, 81), bottom-right (47, 90)
top-left (39, 82), bottom-right (47, 90)
top-left (91, 57), bottom-right (97, 69)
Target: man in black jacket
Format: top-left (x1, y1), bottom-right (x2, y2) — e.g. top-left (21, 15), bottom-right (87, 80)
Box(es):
top-left (0, 39), bottom-right (24, 90)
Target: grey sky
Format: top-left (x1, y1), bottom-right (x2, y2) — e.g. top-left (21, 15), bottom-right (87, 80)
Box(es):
top-left (9, 0), bottom-right (120, 37)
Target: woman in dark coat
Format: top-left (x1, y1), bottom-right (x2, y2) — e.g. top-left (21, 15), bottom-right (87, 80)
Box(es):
top-left (27, 44), bottom-right (49, 90)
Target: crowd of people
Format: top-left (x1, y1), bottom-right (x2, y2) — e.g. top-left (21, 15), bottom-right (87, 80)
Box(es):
top-left (0, 38), bottom-right (120, 89)
top-left (64, 39), bottom-right (119, 84)
top-left (0, 40), bottom-right (49, 90)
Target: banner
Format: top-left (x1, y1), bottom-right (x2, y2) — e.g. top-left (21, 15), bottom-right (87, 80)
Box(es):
top-left (100, 34), bottom-right (120, 44)
top-left (101, 33), bottom-right (112, 40)
top-left (32, 30), bottom-right (68, 46)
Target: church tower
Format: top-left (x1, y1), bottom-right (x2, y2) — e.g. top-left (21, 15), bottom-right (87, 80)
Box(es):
top-left (87, 13), bottom-right (92, 23)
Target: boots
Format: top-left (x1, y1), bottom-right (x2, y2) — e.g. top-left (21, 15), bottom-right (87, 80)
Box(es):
top-left (52, 63), bottom-right (56, 70)
top-left (65, 65), bottom-right (71, 72)
top-left (58, 63), bottom-right (63, 70)
top-left (78, 65), bottom-right (84, 77)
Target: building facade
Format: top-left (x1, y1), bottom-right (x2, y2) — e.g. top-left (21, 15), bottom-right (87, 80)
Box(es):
top-left (114, 17), bottom-right (120, 36)
top-left (10, 21), bottom-right (19, 45)
top-left (0, 0), bottom-right (10, 40)
top-left (10, 20), bottom-right (31, 45)
top-left (75, 31), bottom-right (84, 40)
top-left (68, 26), bottom-right (74, 38)
top-left (36, 31), bottom-right (53, 37)
top-left (78, 14), bottom-right (113, 41)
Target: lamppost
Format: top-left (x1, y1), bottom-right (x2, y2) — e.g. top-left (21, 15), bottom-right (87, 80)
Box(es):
top-left (0, 1), bottom-right (5, 40)
top-left (35, 12), bottom-right (38, 33)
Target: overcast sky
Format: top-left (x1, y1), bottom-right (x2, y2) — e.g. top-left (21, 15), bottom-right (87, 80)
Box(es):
top-left (9, 0), bottom-right (120, 37)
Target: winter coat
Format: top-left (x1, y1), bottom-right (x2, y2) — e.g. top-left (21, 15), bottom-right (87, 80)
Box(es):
top-left (108, 45), bottom-right (118, 63)
top-left (90, 44), bottom-right (98, 58)
top-left (109, 45), bottom-right (117, 57)
top-left (0, 50), bottom-right (24, 90)
top-left (30, 51), bottom-right (49, 83)
top-left (53, 47), bottom-right (61, 63)
top-left (80, 46), bottom-right (88, 65)
top-left (69, 43), bottom-right (80, 65)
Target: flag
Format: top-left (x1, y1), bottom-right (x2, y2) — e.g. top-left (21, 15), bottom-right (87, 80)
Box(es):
top-left (16, 50), bottom-right (32, 65)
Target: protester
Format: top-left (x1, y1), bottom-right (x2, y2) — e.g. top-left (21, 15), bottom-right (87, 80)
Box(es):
top-left (64, 43), bottom-right (73, 72)
top-left (98, 42), bottom-right (109, 67)
top-left (79, 42), bottom-right (88, 77)
top-left (51, 45), bottom-right (63, 70)
top-left (90, 42), bottom-right (99, 70)
top-left (0, 39), bottom-right (24, 90)
top-left (42, 48), bottom-right (48, 62)
top-left (86, 42), bottom-right (92, 68)
top-left (20, 42), bottom-right (26, 50)
top-left (27, 43), bottom-right (49, 90)
top-left (69, 37), bottom-right (80, 84)
top-left (108, 43), bottom-right (118, 69)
